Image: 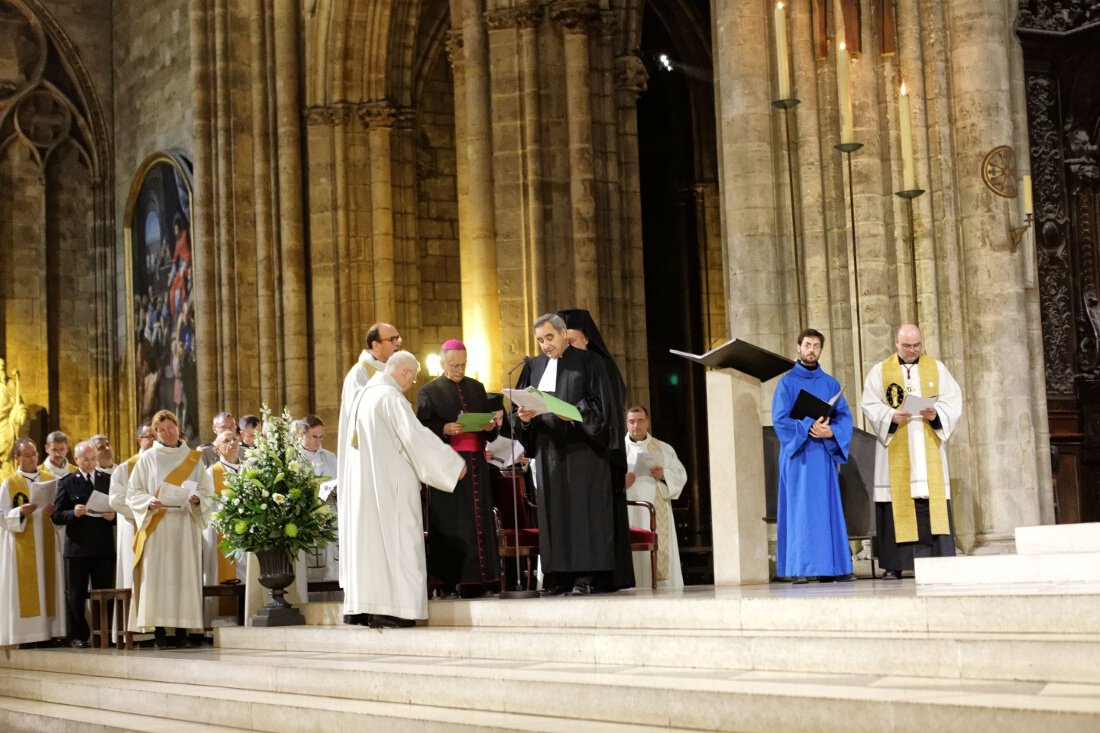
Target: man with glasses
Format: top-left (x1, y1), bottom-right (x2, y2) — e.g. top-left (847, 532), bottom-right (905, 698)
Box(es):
top-left (861, 324), bottom-right (964, 579)
top-left (337, 322), bottom-right (401, 613)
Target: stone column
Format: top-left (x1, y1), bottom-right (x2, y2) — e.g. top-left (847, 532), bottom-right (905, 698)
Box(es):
top-left (273, 1), bottom-right (310, 415)
top-left (361, 103), bottom-right (397, 321)
top-left (551, 0), bottom-right (600, 318)
top-left (614, 53), bottom-right (650, 405)
top-left (455, 2), bottom-right (502, 387)
top-left (945, 0), bottom-right (1042, 549)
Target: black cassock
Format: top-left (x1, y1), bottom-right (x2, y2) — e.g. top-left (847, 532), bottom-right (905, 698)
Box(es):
top-left (514, 346), bottom-right (625, 584)
top-left (416, 375), bottom-right (501, 590)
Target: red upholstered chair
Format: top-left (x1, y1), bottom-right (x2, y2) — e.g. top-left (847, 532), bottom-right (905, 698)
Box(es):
top-left (494, 507), bottom-right (540, 590)
top-left (493, 467), bottom-right (540, 590)
top-left (626, 499), bottom-right (659, 590)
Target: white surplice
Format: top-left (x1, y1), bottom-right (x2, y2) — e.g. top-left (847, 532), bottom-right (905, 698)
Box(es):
top-left (301, 446), bottom-right (339, 583)
top-left (336, 349), bottom-right (385, 591)
top-left (1, 472), bottom-right (66, 645)
top-left (342, 371), bottom-right (464, 620)
top-left (625, 434), bottom-right (688, 589)
top-left (126, 442), bottom-right (215, 632)
top-left (109, 455), bottom-right (141, 641)
top-left (861, 358), bottom-right (964, 502)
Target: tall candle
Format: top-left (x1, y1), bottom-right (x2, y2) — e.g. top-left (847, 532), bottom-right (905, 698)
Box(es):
top-left (1022, 174), bottom-right (1033, 216)
top-left (774, 2), bottom-right (791, 100)
top-left (899, 82), bottom-right (915, 190)
top-left (837, 41), bottom-right (854, 145)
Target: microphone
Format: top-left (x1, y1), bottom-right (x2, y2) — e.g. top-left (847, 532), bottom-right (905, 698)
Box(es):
top-left (506, 355), bottom-right (529, 379)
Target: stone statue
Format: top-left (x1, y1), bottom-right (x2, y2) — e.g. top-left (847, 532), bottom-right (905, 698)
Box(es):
top-left (0, 358), bottom-right (27, 479)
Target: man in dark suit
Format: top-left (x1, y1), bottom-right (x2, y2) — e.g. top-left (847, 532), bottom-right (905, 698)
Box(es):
top-left (51, 440), bottom-right (117, 648)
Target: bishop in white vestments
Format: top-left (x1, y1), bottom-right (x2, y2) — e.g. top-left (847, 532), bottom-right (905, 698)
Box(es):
top-left (342, 352), bottom-right (465, 628)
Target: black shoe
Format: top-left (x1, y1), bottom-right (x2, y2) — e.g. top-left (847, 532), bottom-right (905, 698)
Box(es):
top-left (882, 570), bottom-right (902, 580)
top-left (343, 613), bottom-right (370, 626)
top-left (791, 576), bottom-right (809, 584)
top-left (69, 639), bottom-right (90, 649)
top-left (541, 585), bottom-right (571, 596)
top-left (817, 576), bottom-right (836, 583)
top-left (367, 614), bottom-right (416, 629)
top-left (153, 628), bottom-right (173, 649)
top-left (834, 573), bottom-right (857, 582)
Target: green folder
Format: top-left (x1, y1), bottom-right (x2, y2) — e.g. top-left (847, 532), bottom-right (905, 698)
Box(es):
top-left (456, 412), bottom-right (495, 432)
top-left (529, 388), bottom-right (583, 422)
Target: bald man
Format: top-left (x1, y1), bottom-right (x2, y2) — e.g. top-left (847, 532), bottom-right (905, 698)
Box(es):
top-left (861, 325), bottom-right (963, 579)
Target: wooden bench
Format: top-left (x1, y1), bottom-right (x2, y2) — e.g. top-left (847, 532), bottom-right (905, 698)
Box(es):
top-left (89, 584), bottom-right (247, 650)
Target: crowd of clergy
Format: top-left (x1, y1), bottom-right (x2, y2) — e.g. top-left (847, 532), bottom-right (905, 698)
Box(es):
top-left (2, 309), bottom-right (960, 643)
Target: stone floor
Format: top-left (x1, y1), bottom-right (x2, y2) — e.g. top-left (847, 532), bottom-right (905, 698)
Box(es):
top-left (2, 579), bottom-right (1099, 732)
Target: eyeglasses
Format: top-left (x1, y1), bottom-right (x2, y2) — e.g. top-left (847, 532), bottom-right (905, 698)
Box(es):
top-left (385, 335), bottom-right (402, 344)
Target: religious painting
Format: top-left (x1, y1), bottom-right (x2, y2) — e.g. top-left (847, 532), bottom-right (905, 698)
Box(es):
top-left (124, 152), bottom-right (199, 442)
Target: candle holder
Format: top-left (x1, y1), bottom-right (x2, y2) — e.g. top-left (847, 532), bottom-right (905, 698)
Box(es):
top-left (837, 142), bottom-right (865, 418)
top-left (773, 97), bottom-right (804, 329)
top-left (895, 188), bottom-right (926, 323)
top-left (1010, 213), bottom-right (1034, 253)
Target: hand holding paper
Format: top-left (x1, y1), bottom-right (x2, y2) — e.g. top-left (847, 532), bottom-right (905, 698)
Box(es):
top-left (502, 387), bottom-right (582, 422)
top-left (899, 393), bottom-right (937, 416)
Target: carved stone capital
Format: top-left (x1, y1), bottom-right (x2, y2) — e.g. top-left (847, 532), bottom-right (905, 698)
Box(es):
top-left (614, 54), bottom-right (648, 96)
top-left (484, 5), bottom-right (543, 30)
top-left (358, 102), bottom-right (396, 129)
top-left (446, 28), bottom-right (464, 68)
top-left (549, 0), bottom-right (598, 33)
top-left (1016, 0), bottom-right (1100, 34)
top-left (303, 103), bottom-right (356, 126)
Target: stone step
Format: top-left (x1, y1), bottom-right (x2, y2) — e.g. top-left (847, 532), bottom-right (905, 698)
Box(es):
top-left (914, 552), bottom-right (1100, 587)
top-left (1015, 522), bottom-right (1100, 555)
top-left (0, 694), bottom-right (249, 733)
top-left (2, 647), bottom-right (1099, 733)
top-left (214, 623), bottom-right (1100, 685)
top-left (302, 582), bottom-right (1100, 635)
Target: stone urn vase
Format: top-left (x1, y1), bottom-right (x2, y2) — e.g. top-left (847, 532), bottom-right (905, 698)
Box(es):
top-left (252, 548), bottom-right (306, 627)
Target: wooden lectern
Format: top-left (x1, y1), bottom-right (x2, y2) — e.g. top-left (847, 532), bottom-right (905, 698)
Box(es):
top-left (671, 338), bottom-right (793, 586)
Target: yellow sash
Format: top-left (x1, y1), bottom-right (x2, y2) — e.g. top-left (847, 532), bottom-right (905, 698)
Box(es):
top-left (209, 463), bottom-right (238, 583)
top-left (882, 356), bottom-right (950, 543)
top-left (9, 468), bottom-right (59, 619)
top-left (132, 450), bottom-right (202, 568)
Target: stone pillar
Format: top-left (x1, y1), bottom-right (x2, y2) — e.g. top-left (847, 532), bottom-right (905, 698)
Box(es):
top-left (551, 0), bottom-right (600, 318)
top-left (361, 103), bottom-right (397, 321)
top-left (455, 2), bottom-right (502, 387)
top-left (614, 53), bottom-right (650, 405)
top-left (945, 0), bottom-right (1042, 549)
top-left (273, 1), bottom-right (310, 415)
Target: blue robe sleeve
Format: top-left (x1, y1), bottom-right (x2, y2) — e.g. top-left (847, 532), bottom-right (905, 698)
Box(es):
top-left (824, 393), bottom-right (853, 465)
top-left (771, 377), bottom-right (817, 458)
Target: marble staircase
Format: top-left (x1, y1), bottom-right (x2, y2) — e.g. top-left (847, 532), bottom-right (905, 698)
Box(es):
top-left (916, 522), bottom-right (1100, 587)
top-left (2, 583), bottom-right (1099, 732)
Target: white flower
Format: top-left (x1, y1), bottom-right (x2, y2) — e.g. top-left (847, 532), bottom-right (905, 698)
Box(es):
top-left (238, 508), bottom-right (244, 514)
top-left (262, 490), bottom-right (270, 498)
top-left (260, 503), bottom-right (267, 510)
top-left (288, 460), bottom-right (302, 473)
top-left (272, 493), bottom-right (286, 505)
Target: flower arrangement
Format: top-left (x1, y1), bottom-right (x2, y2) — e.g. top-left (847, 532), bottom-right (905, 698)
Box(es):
top-left (210, 406), bottom-right (337, 563)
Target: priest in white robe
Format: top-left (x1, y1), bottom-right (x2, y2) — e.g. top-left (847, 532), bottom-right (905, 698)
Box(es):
top-left (108, 424), bottom-right (154, 643)
top-left (861, 324), bottom-right (964, 579)
top-left (1, 438), bottom-right (65, 646)
top-left (624, 406), bottom-right (687, 589)
top-left (297, 415), bottom-right (339, 585)
top-left (127, 409), bottom-right (215, 648)
top-left (342, 351), bottom-right (465, 628)
top-left (336, 322), bottom-right (400, 596)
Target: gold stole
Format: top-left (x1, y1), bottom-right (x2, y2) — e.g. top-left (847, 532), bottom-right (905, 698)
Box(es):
top-left (132, 451), bottom-right (202, 568)
top-left (9, 468), bottom-right (59, 619)
top-left (882, 357), bottom-right (950, 543)
top-left (209, 463), bottom-right (238, 583)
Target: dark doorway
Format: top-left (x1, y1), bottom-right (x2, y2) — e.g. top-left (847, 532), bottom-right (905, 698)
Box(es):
top-left (636, 0), bottom-right (720, 583)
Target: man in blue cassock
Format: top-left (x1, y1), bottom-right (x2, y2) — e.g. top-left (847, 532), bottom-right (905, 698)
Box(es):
top-left (771, 328), bottom-right (854, 583)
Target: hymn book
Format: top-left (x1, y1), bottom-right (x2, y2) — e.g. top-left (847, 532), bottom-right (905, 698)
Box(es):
top-left (789, 388), bottom-right (843, 421)
top-left (30, 480), bottom-right (56, 510)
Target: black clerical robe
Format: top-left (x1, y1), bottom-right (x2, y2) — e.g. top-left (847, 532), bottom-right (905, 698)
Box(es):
top-left (514, 347), bottom-right (620, 580)
top-left (416, 375), bottom-right (501, 589)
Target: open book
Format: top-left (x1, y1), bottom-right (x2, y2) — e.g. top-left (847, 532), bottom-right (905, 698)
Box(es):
top-left (789, 388), bottom-right (843, 421)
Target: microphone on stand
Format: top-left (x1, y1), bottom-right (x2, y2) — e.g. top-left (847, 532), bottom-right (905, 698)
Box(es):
top-left (499, 353), bottom-right (539, 600)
